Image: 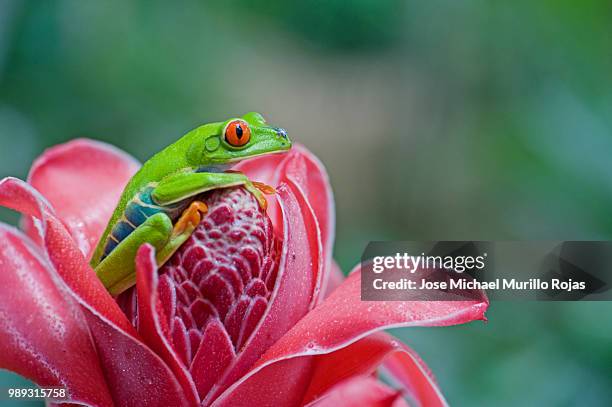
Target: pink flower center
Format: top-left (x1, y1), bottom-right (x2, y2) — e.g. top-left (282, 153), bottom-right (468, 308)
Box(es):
top-left (159, 188), bottom-right (280, 367)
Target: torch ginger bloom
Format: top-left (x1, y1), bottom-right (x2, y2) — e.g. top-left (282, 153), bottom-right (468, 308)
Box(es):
top-left (0, 138), bottom-right (487, 406)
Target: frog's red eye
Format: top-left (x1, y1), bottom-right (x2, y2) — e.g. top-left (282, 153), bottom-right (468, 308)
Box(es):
top-left (224, 120), bottom-right (251, 147)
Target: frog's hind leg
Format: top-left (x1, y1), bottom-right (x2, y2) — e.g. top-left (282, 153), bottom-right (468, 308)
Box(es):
top-left (95, 212), bottom-right (174, 296)
top-left (156, 200), bottom-right (208, 266)
top-left (95, 202), bottom-right (209, 296)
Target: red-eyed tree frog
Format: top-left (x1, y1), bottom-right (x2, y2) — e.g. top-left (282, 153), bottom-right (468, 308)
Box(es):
top-left (90, 112), bottom-right (291, 295)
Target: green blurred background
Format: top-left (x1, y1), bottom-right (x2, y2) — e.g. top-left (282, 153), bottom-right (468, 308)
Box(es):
top-left (1, 1), bottom-right (611, 406)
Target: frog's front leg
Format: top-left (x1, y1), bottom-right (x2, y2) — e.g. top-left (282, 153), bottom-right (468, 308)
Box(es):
top-left (152, 171), bottom-right (273, 209)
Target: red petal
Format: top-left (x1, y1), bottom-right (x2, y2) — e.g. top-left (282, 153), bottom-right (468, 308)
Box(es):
top-left (278, 171), bottom-right (324, 308)
top-left (84, 311), bottom-right (193, 407)
top-left (0, 178), bottom-right (191, 406)
top-left (0, 224), bottom-right (113, 407)
top-left (0, 176), bottom-right (53, 247)
top-left (322, 260), bottom-right (344, 299)
top-left (203, 183), bottom-right (322, 404)
top-left (0, 177), bottom-right (52, 217)
top-left (0, 177), bottom-right (135, 335)
top-left (230, 144), bottom-right (334, 307)
top-left (214, 267), bottom-right (487, 405)
top-left (256, 267), bottom-right (487, 363)
top-left (190, 318), bottom-right (236, 399)
top-left (135, 244), bottom-right (200, 405)
top-left (233, 150), bottom-right (287, 187)
top-left (213, 358), bottom-right (314, 407)
top-left (233, 150), bottom-right (287, 230)
top-left (27, 138), bottom-right (139, 258)
top-left (283, 145), bottom-right (335, 305)
top-left (44, 217), bottom-right (138, 335)
top-left (307, 376), bottom-right (407, 407)
top-left (381, 334), bottom-right (447, 407)
top-left (235, 144), bottom-right (335, 288)
top-left (302, 332), bottom-right (446, 406)
top-left (275, 153), bottom-right (325, 309)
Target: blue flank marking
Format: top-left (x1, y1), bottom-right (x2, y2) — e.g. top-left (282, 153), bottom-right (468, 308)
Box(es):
top-left (101, 185), bottom-right (189, 261)
top-left (104, 238), bottom-right (118, 254)
top-left (113, 221), bottom-right (135, 241)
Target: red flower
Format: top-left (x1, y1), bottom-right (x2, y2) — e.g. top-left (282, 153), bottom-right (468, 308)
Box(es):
top-left (0, 139), bottom-right (488, 406)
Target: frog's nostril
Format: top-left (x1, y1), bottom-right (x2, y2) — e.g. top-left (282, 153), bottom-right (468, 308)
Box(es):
top-left (275, 127), bottom-right (288, 139)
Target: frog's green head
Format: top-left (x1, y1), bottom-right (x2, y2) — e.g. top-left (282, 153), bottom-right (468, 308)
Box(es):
top-left (186, 112), bottom-right (291, 166)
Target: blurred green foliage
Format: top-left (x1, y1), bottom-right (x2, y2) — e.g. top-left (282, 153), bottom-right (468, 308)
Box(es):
top-left (214, 0), bottom-right (404, 51)
top-left (1, 0), bottom-right (611, 405)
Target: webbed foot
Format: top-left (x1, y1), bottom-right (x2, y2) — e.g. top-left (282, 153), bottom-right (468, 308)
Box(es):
top-left (156, 200), bottom-right (208, 265)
